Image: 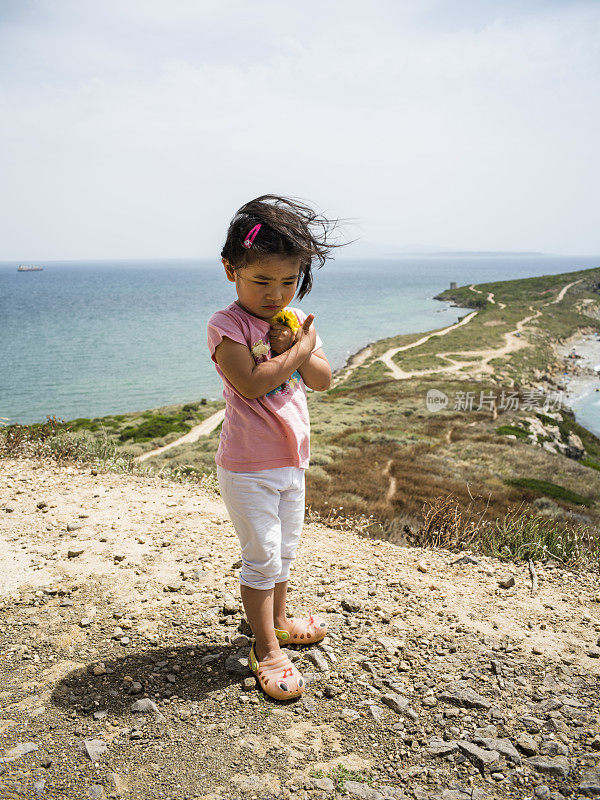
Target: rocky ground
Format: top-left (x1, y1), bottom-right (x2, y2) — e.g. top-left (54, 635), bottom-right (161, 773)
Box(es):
top-left (1, 456), bottom-right (600, 800)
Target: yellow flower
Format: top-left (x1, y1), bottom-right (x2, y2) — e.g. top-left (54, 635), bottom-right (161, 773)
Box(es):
top-left (271, 308), bottom-right (300, 333)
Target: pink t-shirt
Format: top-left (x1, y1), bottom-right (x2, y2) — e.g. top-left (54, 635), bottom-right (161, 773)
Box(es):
top-left (207, 302), bottom-right (323, 472)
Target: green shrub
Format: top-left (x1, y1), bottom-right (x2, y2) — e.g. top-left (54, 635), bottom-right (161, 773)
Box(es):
top-left (581, 457), bottom-right (600, 472)
top-left (479, 508), bottom-right (599, 566)
top-left (504, 477), bottom-right (594, 507)
top-left (118, 415), bottom-right (192, 443)
top-left (496, 425), bottom-right (530, 439)
top-left (535, 412), bottom-right (561, 427)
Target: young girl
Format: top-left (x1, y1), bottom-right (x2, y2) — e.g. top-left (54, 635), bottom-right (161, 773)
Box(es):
top-left (207, 194), bottom-right (343, 700)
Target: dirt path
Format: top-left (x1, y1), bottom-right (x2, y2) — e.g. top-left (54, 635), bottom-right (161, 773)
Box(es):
top-left (332, 344), bottom-right (373, 387)
top-left (468, 285), bottom-right (506, 310)
top-left (551, 279), bottom-right (583, 304)
top-left (1, 456), bottom-right (599, 800)
top-left (376, 311), bottom-right (479, 380)
top-left (377, 308), bottom-right (540, 381)
top-left (375, 278), bottom-right (581, 382)
top-left (135, 408), bottom-right (225, 463)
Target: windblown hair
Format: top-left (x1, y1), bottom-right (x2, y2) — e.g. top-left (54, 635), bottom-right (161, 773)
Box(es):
top-left (221, 194), bottom-right (352, 300)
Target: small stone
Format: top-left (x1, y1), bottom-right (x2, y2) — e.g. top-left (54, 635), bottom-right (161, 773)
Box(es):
top-left (525, 756), bottom-right (570, 778)
top-left (341, 596), bottom-right (361, 612)
top-left (344, 780), bottom-right (384, 800)
top-left (341, 708), bottom-right (360, 723)
top-left (382, 693), bottom-right (418, 722)
top-left (324, 683), bottom-right (341, 699)
top-left (452, 554), bottom-right (479, 565)
top-left (80, 618), bottom-right (93, 628)
top-left (473, 737), bottom-right (522, 764)
top-left (521, 715), bottom-right (543, 734)
top-left (4, 742), bottom-right (39, 760)
top-left (473, 725), bottom-right (497, 738)
top-left (587, 646), bottom-right (600, 659)
top-left (225, 654), bottom-right (249, 676)
top-left (307, 650), bottom-right (329, 672)
top-left (301, 696), bottom-right (316, 712)
top-left (457, 740), bottom-right (500, 772)
top-left (428, 737), bottom-right (459, 757)
top-left (540, 740), bottom-right (569, 757)
top-left (516, 734), bottom-right (538, 756)
top-left (222, 595), bottom-right (238, 615)
top-left (230, 773), bottom-right (280, 795)
top-left (243, 677), bottom-right (255, 690)
top-left (87, 785), bottom-right (105, 799)
top-left (78, 739), bottom-right (107, 763)
top-left (498, 574), bottom-right (515, 588)
top-left (579, 767), bottom-right (600, 797)
top-left (437, 682), bottom-right (491, 709)
top-left (66, 522), bottom-right (83, 532)
top-left (369, 705), bottom-right (385, 722)
top-left (67, 547), bottom-right (85, 558)
top-left (417, 560), bottom-right (428, 573)
top-left (130, 698), bottom-right (165, 721)
top-left (312, 777), bottom-right (336, 792)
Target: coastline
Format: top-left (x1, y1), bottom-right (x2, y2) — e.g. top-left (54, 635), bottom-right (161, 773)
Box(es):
top-left (555, 332), bottom-right (600, 400)
top-left (554, 331), bottom-right (600, 436)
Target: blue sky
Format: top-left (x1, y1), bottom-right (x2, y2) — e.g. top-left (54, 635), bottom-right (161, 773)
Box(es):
top-left (1, 0), bottom-right (599, 259)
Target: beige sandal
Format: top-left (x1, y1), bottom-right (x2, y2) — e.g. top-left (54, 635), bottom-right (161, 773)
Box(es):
top-left (248, 642), bottom-right (305, 700)
top-left (274, 611), bottom-right (328, 645)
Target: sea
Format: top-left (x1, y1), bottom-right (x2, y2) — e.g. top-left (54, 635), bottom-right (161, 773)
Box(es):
top-left (2, 255), bottom-right (600, 432)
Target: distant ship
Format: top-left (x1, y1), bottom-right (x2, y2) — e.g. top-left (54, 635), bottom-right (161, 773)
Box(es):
top-left (17, 265), bottom-right (43, 271)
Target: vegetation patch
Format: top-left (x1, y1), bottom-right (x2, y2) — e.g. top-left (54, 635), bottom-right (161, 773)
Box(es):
top-left (496, 424), bottom-right (530, 439)
top-left (504, 477), bottom-right (594, 507)
top-left (118, 413), bottom-right (193, 443)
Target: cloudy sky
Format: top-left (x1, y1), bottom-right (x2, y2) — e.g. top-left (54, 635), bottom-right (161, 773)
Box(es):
top-left (1, 0), bottom-right (599, 260)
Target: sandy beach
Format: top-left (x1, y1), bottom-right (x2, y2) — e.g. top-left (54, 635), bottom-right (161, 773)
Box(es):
top-left (555, 332), bottom-right (600, 407)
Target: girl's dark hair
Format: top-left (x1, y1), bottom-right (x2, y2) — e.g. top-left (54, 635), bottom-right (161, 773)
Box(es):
top-left (221, 194), bottom-right (354, 300)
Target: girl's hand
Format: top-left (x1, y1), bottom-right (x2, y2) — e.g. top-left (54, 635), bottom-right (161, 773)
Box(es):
top-left (294, 313), bottom-right (317, 355)
top-left (269, 323), bottom-right (295, 355)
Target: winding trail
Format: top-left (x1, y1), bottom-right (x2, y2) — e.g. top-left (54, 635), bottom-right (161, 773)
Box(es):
top-left (372, 278), bottom-right (580, 382)
top-left (135, 408), bottom-right (225, 463)
top-left (550, 278), bottom-right (583, 304)
top-left (468, 284), bottom-right (506, 310)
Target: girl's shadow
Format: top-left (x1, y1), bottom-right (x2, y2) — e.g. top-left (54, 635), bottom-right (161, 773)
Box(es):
top-left (50, 641), bottom-right (258, 717)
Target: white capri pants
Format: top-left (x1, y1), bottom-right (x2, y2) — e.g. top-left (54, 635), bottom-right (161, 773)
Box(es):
top-left (216, 465), bottom-right (305, 590)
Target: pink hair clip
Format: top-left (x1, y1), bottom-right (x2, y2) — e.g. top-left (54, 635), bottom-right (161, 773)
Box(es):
top-left (242, 223), bottom-right (261, 248)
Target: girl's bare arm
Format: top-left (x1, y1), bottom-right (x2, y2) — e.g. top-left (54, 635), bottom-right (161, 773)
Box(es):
top-left (214, 315), bottom-right (316, 399)
top-left (297, 348), bottom-right (331, 391)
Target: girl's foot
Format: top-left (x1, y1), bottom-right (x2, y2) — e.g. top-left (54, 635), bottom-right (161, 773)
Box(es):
top-left (273, 611), bottom-right (328, 645)
top-left (249, 642), bottom-right (305, 700)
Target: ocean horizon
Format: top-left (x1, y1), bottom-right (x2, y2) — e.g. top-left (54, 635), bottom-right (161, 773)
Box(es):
top-left (2, 255), bottom-right (599, 430)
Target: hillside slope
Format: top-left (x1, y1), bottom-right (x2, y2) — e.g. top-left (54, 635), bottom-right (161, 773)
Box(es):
top-left (1, 457), bottom-right (599, 799)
